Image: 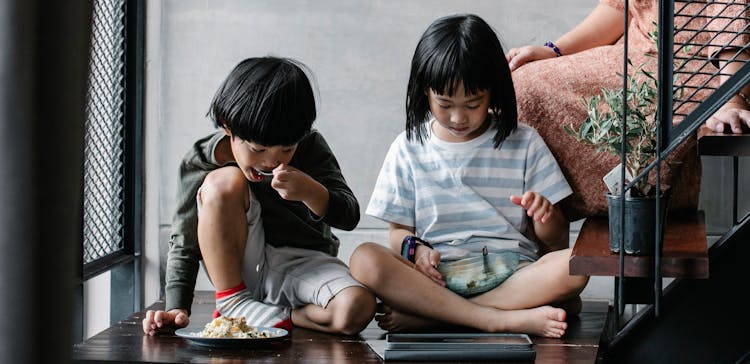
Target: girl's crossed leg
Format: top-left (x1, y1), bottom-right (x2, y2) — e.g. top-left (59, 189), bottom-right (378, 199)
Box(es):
top-left (470, 248), bottom-right (589, 314)
top-left (349, 242), bottom-right (587, 338)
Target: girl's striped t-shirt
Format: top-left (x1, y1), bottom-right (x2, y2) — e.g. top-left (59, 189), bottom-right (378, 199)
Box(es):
top-left (366, 121), bottom-right (572, 261)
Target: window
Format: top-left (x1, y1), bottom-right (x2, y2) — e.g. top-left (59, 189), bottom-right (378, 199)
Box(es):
top-left (77, 0), bottom-right (143, 342)
top-left (83, 0), bottom-right (127, 273)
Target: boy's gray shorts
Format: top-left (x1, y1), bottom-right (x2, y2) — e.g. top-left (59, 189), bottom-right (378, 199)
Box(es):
top-left (197, 185), bottom-right (363, 309)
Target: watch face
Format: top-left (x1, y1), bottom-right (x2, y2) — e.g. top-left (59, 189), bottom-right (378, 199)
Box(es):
top-left (401, 236), bottom-right (418, 262)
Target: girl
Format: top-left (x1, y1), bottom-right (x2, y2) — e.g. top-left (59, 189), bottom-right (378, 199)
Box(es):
top-left (349, 14), bottom-right (589, 338)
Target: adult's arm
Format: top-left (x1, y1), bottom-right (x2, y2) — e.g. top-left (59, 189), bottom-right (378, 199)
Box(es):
top-left (507, 2), bottom-right (625, 71)
top-left (551, 2), bottom-right (625, 56)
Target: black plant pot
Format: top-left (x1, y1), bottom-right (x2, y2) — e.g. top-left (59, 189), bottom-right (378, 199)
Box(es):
top-left (606, 193), bottom-right (669, 255)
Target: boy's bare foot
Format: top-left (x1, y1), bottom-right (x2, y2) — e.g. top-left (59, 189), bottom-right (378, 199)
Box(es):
top-left (496, 306), bottom-right (568, 338)
top-left (375, 303), bottom-right (444, 332)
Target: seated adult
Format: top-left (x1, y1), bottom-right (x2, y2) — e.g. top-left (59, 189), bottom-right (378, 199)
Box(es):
top-left (507, 0), bottom-right (749, 220)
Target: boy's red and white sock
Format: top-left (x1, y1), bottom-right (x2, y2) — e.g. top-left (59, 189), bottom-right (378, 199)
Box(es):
top-left (213, 282), bottom-right (293, 331)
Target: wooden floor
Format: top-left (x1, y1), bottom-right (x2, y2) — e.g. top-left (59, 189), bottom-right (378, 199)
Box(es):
top-left (73, 291), bottom-right (609, 363)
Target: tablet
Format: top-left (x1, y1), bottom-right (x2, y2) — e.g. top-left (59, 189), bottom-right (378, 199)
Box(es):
top-left (384, 333), bottom-right (535, 361)
top-left (386, 333), bottom-right (532, 350)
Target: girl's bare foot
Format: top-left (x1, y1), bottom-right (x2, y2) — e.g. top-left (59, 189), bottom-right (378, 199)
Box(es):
top-left (375, 303), bottom-right (445, 332)
top-left (496, 306), bottom-right (568, 338)
top-left (556, 296), bottom-right (582, 316)
top-left (376, 303), bottom-right (567, 338)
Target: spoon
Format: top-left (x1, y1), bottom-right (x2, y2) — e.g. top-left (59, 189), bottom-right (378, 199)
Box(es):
top-left (255, 169), bottom-right (274, 177)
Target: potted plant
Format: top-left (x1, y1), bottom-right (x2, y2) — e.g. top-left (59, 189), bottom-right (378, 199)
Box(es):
top-left (564, 62), bottom-right (670, 255)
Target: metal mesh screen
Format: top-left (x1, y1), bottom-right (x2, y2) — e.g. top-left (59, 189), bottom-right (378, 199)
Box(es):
top-left (673, 1), bottom-right (750, 124)
top-left (83, 0), bottom-right (126, 264)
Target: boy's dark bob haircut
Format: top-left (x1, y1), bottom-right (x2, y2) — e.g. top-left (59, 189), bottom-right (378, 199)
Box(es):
top-left (209, 56), bottom-right (316, 146)
top-left (406, 14), bottom-right (517, 148)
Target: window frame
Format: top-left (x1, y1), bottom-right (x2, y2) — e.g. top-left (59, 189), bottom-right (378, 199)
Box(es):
top-left (74, 0), bottom-right (144, 343)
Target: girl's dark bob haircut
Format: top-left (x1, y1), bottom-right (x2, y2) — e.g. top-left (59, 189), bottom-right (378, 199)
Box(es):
top-left (405, 14), bottom-right (517, 148)
top-left (209, 56), bottom-right (316, 146)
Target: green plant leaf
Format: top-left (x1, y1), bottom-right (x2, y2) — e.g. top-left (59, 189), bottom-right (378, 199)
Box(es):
top-left (563, 124), bottom-right (576, 137)
top-left (641, 69), bottom-right (656, 82)
top-left (627, 127), bottom-right (644, 136)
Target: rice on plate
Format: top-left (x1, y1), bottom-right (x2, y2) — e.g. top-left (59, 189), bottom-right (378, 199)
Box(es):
top-left (195, 316), bottom-right (270, 338)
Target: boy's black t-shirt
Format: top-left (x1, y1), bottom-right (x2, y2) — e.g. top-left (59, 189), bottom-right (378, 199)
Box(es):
top-left (165, 129), bottom-right (359, 313)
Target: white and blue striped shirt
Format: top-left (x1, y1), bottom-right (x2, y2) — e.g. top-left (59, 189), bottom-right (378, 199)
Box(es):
top-left (366, 121), bottom-right (572, 261)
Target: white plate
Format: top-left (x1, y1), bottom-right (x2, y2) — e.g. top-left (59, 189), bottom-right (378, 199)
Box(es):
top-left (175, 326), bottom-right (288, 348)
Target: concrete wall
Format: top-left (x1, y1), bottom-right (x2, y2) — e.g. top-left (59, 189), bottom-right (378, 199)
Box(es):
top-left (142, 0), bottom-right (599, 308)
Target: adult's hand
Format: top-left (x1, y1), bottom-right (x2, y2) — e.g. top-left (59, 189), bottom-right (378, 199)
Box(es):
top-left (142, 308), bottom-right (189, 336)
top-left (706, 101), bottom-right (750, 133)
top-left (506, 45), bottom-right (557, 72)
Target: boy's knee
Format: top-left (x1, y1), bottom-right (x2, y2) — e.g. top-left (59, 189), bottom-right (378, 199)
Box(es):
top-left (200, 167), bottom-right (249, 208)
top-left (329, 286), bottom-right (376, 335)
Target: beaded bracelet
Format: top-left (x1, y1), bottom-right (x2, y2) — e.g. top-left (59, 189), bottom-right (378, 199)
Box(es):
top-left (544, 41), bottom-right (562, 57)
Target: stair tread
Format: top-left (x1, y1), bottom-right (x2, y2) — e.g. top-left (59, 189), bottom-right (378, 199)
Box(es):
top-left (570, 210), bottom-right (708, 278)
top-left (698, 125), bottom-right (750, 156)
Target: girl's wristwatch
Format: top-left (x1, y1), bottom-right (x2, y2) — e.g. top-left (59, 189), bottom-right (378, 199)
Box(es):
top-left (400, 235), bottom-right (434, 263)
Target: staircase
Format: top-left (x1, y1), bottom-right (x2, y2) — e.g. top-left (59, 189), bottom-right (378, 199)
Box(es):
top-left (599, 129), bottom-right (750, 363)
top-left (567, 2), bottom-right (750, 362)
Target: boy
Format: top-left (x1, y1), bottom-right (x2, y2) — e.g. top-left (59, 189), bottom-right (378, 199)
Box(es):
top-left (142, 57), bottom-right (376, 336)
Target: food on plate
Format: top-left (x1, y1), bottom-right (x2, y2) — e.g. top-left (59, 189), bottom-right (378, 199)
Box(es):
top-left (196, 316), bottom-right (270, 338)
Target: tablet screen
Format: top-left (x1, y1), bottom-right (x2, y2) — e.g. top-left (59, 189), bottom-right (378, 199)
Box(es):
top-left (387, 333), bottom-right (531, 345)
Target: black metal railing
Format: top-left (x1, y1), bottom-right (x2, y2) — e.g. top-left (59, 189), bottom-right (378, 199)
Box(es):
top-left (612, 0), bottom-right (750, 340)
